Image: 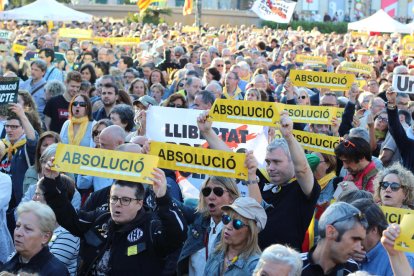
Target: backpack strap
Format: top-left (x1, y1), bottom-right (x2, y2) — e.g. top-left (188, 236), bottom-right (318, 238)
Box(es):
top-left (30, 82), bottom-right (46, 96)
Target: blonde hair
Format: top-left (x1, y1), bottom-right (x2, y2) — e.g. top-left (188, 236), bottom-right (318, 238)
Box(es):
top-left (17, 201), bottom-right (57, 236)
top-left (373, 162), bottom-right (414, 206)
top-left (196, 176), bottom-right (240, 217)
top-left (216, 209), bottom-right (261, 259)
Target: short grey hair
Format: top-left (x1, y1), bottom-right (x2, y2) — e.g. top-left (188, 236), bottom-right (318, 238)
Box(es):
top-left (205, 81), bottom-right (222, 94)
top-left (30, 59), bottom-right (47, 72)
top-left (349, 127), bottom-right (370, 144)
top-left (17, 201), bottom-right (57, 234)
top-left (267, 138), bottom-right (291, 160)
top-left (318, 202), bottom-right (368, 240)
top-left (253, 244), bottom-right (302, 276)
top-left (45, 80), bottom-right (66, 97)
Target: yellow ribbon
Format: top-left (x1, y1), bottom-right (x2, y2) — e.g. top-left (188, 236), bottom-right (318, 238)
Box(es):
top-left (1, 138), bottom-right (27, 161)
top-left (317, 171), bottom-right (336, 191)
top-left (68, 117), bottom-right (89, 146)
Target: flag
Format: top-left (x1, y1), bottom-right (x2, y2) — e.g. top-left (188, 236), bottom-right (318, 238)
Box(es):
top-left (138, 0), bottom-right (159, 15)
top-left (381, 0), bottom-right (398, 16)
top-left (251, 0), bottom-right (297, 24)
top-left (183, 0), bottom-right (193, 16)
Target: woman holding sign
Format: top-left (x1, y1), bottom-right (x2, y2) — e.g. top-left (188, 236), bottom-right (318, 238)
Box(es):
top-left (373, 162), bottom-right (414, 209)
top-left (203, 197), bottom-right (267, 276)
top-left (60, 95), bottom-right (95, 148)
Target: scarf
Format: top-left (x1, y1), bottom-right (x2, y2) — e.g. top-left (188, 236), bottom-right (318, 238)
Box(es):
top-left (263, 178), bottom-right (297, 193)
top-left (317, 171), bottom-right (336, 191)
top-left (1, 137), bottom-right (27, 161)
top-left (375, 129), bottom-right (386, 140)
top-left (68, 116), bottom-right (89, 146)
top-left (222, 86), bottom-right (242, 100)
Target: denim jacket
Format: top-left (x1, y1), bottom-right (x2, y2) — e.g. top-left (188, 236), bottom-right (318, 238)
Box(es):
top-left (203, 250), bottom-right (260, 276)
top-left (177, 214), bottom-right (210, 275)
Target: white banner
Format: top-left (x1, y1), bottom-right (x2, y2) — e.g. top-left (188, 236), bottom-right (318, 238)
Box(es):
top-left (0, 30), bottom-right (11, 40)
top-left (392, 74), bottom-right (414, 94)
top-left (251, 0), bottom-right (296, 24)
top-left (146, 106), bottom-right (268, 193)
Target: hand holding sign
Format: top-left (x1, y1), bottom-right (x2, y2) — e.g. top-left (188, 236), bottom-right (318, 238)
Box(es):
top-left (382, 223), bottom-right (401, 255)
top-left (198, 110), bottom-right (213, 134)
top-left (44, 157), bottom-right (60, 179)
top-left (244, 150), bottom-right (258, 178)
top-left (151, 168), bottom-right (167, 198)
top-left (386, 88), bottom-right (397, 105)
top-left (9, 103), bottom-right (25, 119)
top-left (279, 111), bottom-right (293, 139)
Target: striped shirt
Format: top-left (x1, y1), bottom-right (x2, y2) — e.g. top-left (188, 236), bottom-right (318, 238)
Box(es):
top-left (49, 226), bottom-right (80, 276)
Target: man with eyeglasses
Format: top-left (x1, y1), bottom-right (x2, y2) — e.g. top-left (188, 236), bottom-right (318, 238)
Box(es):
top-left (335, 137), bottom-right (378, 193)
top-left (0, 103), bottom-right (38, 235)
top-left (301, 202), bottom-right (368, 275)
top-left (42, 161), bottom-right (187, 276)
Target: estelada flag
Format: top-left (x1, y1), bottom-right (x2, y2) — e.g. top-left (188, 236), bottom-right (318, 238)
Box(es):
top-left (138, 0), bottom-right (159, 15)
top-left (183, 0), bottom-right (193, 16)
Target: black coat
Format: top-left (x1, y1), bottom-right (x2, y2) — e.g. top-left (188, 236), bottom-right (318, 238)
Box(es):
top-left (1, 246), bottom-right (69, 276)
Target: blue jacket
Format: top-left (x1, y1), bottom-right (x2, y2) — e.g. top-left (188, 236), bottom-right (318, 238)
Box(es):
top-left (204, 250), bottom-right (260, 276)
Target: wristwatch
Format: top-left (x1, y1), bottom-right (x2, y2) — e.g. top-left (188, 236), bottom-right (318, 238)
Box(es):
top-left (387, 103), bottom-right (396, 110)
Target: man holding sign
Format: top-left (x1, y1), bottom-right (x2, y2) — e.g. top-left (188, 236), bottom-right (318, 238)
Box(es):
top-left (42, 160), bottom-right (187, 275)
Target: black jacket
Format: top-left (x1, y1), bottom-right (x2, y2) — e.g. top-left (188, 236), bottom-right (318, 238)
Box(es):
top-left (1, 246), bottom-right (69, 276)
top-left (43, 176), bottom-right (187, 275)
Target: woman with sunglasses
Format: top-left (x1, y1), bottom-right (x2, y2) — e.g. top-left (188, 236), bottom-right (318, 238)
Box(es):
top-left (163, 93), bottom-right (188, 109)
top-left (60, 94), bottom-right (95, 147)
top-left (91, 119), bottom-right (113, 148)
top-left (296, 88), bottom-right (310, 106)
top-left (177, 176), bottom-right (240, 276)
top-left (204, 197), bottom-right (267, 276)
top-left (373, 162), bottom-right (414, 209)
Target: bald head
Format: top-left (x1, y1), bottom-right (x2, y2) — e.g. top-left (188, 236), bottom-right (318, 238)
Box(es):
top-left (99, 125), bottom-right (126, 150)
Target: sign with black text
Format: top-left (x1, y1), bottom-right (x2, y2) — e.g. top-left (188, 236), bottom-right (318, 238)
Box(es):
top-left (392, 74), bottom-right (414, 94)
top-left (0, 77), bottom-right (19, 105)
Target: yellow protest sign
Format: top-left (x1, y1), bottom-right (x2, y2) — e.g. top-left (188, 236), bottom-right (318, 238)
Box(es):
top-left (394, 214), bottom-right (414, 252)
top-left (58, 28), bottom-right (92, 39)
top-left (209, 99), bottom-right (279, 127)
top-left (380, 205), bottom-right (414, 225)
top-left (355, 78), bottom-right (367, 90)
top-left (149, 141), bottom-right (248, 180)
top-left (401, 50), bottom-right (414, 57)
top-left (107, 37), bottom-right (141, 45)
top-left (12, 44), bottom-right (26, 54)
top-left (274, 130), bottom-right (340, 155)
top-left (182, 26), bottom-right (199, 33)
top-left (354, 50), bottom-right (374, 56)
top-left (351, 31), bottom-right (368, 38)
top-left (290, 70), bottom-right (355, 91)
top-left (276, 103), bottom-right (338, 125)
top-left (341, 62), bottom-right (373, 75)
top-left (53, 143), bottom-right (159, 184)
top-left (295, 55), bottom-right (327, 65)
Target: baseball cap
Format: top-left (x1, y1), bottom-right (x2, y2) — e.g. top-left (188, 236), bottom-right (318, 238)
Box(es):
top-left (222, 197), bottom-right (267, 231)
top-left (306, 153), bottom-right (320, 172)
top-left (133, 95), bottom-right (158, 107)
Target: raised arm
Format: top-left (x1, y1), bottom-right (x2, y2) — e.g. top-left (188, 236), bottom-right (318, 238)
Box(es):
top-left (9, 103), bottom-right (36, 140)
top-left (197, 111), bottom-right (231, 152)
top-left (279, 111), bottom-right (314, 196)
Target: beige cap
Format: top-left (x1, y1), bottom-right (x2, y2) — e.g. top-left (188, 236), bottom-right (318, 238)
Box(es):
top-left (222, 197), bottom-right (267, 231)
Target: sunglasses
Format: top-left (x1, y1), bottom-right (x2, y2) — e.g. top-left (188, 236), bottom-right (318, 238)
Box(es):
top-left (201, 186), bottom-right (228, 197)
top-left (331, 211), bottom-right (367, 226)
top-left (222, 214), bottom-right (248, 230)
top-left (73, 101), bottom-right (87, 107)
top-left (341, 138), bottom-right (356, 148)
top-left (380, 181), bottom-right (402, 192)
top-left (168, 103), bottom-right (185, 108)
top-left (92, 130), bottom-right (101, 137)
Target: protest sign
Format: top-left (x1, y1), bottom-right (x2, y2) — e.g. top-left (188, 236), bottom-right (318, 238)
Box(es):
top-left (181, 26), bottom-right (199, 33)
top-left (341, 61), bottom-right (373, 75)
top-left (380, 205), bottom-right (414, 225)
top-left (58, 28), bottom-right (92, 39)
top-left (251, 0), bottom-right (296, 24)
top-left (146, 106), bottom-right (268, 190)
top-left (24, 51), bottom-right (38, 61)
top-left (150, 142), bottom-right (248, 180)
top-left (295, 55), bottom-right (327, 65)
top-left (392, 74), bottom-right (414, 94)
top-left (274, 129), bottom-right (340, 155)
top-left (350, 31), bottom-right (368, 38)
top-left (0, 30), bottom-right (11, 40)
top-left (276, 103), bottom-right (339, 125)
top-left (12, 43), bottom-right (25, 54)
top-left (0, 77), bottom-right (19, 105)
top-left (209, 99), bottom-right (279, 127)
top-left (401, 51), bottom-right (414, 57)
top-left (394, 214), bottom-right (414, 253)
top-left (290, 70), bottom-right (355, 91)
top-left (53, 143), bottom-right (159, 184)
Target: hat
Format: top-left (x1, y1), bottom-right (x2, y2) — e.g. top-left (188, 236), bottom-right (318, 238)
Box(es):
top-left (306, 153), bottom-right (320, 172)
top-left (222, 197), bottom-right (267, 231)
top-left (133, 95), bottom-right (158, 107)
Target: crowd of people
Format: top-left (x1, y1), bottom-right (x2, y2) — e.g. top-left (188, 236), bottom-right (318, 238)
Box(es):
top-left (0, 18), bottom-right (413, 275)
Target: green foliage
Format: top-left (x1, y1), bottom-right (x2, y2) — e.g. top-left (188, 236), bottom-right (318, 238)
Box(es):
top-left (262, 20), bottom-right (348, 34)
top-left (125, 7), bottom-right (172, 25)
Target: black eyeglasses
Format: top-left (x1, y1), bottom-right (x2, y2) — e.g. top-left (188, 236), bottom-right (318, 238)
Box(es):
top-left (331, 211), bottom-right (366, 226)
top-left (73, 101), bottom-right (87, 107)
top-left (376, 116), bottom-right (388, 123)
top-left (109, 196), bottom-right (140, 206)
top-left (5, 124), bottom-right (21, 130)
top-left (222, 214), bottom-right (248, 230)
top-left (168, 103), bottom-right (185, 108)
top-left (201, 187), bottom-right (228, 197)
top-left (380, 181), bottom-right (402, 192)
